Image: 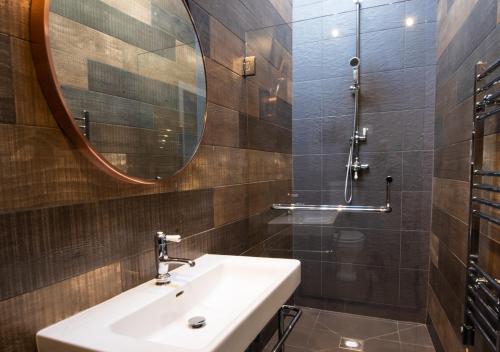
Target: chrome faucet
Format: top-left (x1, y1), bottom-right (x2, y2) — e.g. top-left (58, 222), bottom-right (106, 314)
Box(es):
top-left (351, 157), bottom-right (369, 180)
top-left (155, 232), bottom-right (195, 285)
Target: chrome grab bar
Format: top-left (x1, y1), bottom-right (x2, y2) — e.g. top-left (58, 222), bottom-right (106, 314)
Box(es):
top-left (272, 176), bottom-right (393, 213)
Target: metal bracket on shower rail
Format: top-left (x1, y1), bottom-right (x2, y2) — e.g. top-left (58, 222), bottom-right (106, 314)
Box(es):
top-left (272, 176), bottom-right (393, 213)
top-left (271, 305), bottom-right (302, 352)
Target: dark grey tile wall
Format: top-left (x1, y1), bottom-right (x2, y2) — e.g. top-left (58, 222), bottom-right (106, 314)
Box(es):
top-left (291, 0), bottom-right (436, 322)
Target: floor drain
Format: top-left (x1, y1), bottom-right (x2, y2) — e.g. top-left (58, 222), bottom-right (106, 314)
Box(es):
top-left (188, 316), bottom-right (206, 329)
top-left (339, 337), bottom-right (363, 351)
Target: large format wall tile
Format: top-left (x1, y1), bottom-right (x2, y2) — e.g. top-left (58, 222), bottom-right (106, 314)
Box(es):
top-left (292, 0), bottom-right (436, 322)
top-left (431, 0), bottom-right (500, 350)
top-left (0, 34), bottom-right (15, 124)
top-left (0, 0), bottom-right (293, 351)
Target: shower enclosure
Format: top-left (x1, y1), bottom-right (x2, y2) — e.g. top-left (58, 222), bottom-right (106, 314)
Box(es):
top-left (247, 0), bottom-right (436, 324)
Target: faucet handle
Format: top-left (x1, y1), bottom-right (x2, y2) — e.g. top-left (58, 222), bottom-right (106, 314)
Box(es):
top-left (165, 234), bottom-right (181, 243)
top-left (156, 231), bottom-right (181, 243)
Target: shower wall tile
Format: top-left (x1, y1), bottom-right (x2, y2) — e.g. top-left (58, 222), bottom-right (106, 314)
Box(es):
top-left (361, 28), bottom-right (405, 74)
top-left (293, 154), bottom-right (322, 190)
top-left (296, 260), bottom-right (322, 297)
top-left (293, 225), bottom-right (322, 261)
top-left (402, 151), bottom-right (433, 191)
top-left (321, 11), bottom-right (356, 40)
top-left (293, 79), bottom-right (323, 119)
top-left (406, 0), bottom-right (437, 23)
top-left (362, 111), bottom-right (404, 152)
top-left (321, 36), bottom-right (356, 79)
top-left (322, 152), bottom-right (402, 192)
top-left (321, 76), bottom-right (355, 117)
top-left (401, 231), bottom-right (430, 270)
top-left (361, 67), bottom-right (427, 113)
top-left (292, 17), bottom-right (322, 45)
top-left (404, 23), bottom-right (436, 68)
top-left (360, 2), bottom-right (405, 33)
top-left (321, 115), bottom-right (352, 154)
top-left (293, 117), bottom-right (322, 155)
top-left (292, 0), bottom-right (436, 322)
top-left (293, 41), bottom-right (322, 82)
top-left (402, 109), bottom-right (435, 151)
top-left (322, 262), bottom-right (400, 305)
top-left (433, 140), bottom-right (470, 181)
top-left (321, 227), bottom-right (401, 267)
top-left (293, 190), bottom-right (322, 204)
top-left (402, 191), bottom-right (432, 231)
top-left (399, 268), bottom-right (428, 308)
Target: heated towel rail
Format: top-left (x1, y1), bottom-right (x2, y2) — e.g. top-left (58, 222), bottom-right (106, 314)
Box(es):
top-left (461, 58), bottom-right (500, 352)
top-left (272, 176), bottom-right (393, 213)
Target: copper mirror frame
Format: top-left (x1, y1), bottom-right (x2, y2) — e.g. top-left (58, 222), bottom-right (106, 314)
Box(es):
top-left (30, 0), bottom-right (208, 185)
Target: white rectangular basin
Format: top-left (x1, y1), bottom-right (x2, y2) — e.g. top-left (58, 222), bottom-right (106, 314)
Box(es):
top-left (36, 255), bottom-right (301, 352)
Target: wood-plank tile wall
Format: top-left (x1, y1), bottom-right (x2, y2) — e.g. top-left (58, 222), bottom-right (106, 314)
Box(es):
top-left (429, 0), bottom-right (500, 351)
top-left (0, 0), bottom-right (293, 350)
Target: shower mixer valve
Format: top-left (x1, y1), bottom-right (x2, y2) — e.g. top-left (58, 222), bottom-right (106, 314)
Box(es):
top-left (351, 158), bottom-right (369, 180)
top-left (352, 127), bottom-right (368, 143)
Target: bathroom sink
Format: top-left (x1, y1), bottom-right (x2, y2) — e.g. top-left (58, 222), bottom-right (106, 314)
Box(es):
top-left (36, 255), bottom-right (301, 352)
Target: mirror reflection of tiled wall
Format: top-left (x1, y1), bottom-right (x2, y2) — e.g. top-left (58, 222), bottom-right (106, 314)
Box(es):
top-left (49, 0), bottom-right (206, 179)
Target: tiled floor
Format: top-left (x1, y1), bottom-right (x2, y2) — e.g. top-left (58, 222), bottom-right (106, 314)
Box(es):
top-left (264, 307), bottom-right (435, 352)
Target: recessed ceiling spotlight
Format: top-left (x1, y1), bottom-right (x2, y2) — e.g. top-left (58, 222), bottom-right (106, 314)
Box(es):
top-left (405, 17), bottom-right (415, 27)
top-left (331, 29), bottom-right (340, 37)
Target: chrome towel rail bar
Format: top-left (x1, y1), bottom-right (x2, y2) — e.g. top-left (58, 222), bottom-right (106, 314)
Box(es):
top-left (473, 183), bottom-right (500, 192)
top-left (477, 58), bottom-right (500, 80)
top-left (474, 170), bottom-right (500, 176)
top-left (272, 176), bottom-right (392, 213)
top-left (472, 210), bottom-right (500, 226)
top-left (476, 74), bottom-right (500, 94)
top-left (476, 107), bottom-right (500, 121)
top-left (471, 197), bottom-right (500, 209)
top-left (462, 59), bottom-right (500, 352)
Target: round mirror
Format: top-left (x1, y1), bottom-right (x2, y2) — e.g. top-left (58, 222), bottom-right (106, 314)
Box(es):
top-left (30, 0), bottom-right (207, 184)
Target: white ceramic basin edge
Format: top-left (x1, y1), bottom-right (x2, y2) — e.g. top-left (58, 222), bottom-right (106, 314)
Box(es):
top-left (36, 254), bottom-right (301, 352)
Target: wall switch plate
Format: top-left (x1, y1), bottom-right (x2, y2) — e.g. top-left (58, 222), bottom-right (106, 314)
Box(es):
top-left (243, 56), bottom-right (256, 76)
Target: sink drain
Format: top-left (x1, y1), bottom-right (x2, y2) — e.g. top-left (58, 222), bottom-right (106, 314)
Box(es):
top-left (188, 316), bottom-right (206, 329)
